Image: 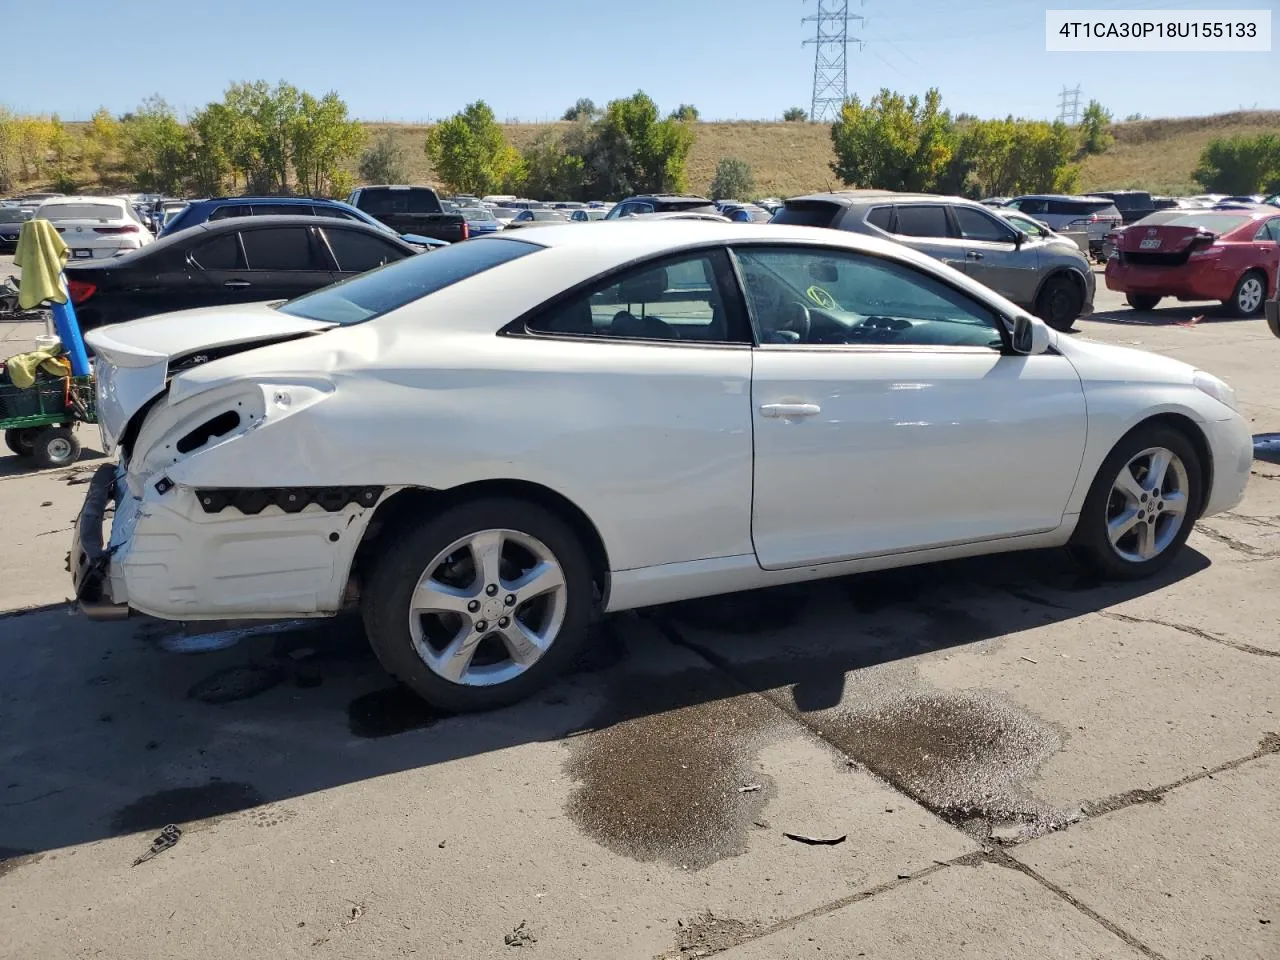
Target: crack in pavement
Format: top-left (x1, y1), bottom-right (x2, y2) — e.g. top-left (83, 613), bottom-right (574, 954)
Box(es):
top-left (1194, 524), bottom-right (1271, 558)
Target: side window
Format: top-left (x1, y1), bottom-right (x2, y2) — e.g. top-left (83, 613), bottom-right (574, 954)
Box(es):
top-left (631, 202), bottom-right (655, 215)
top-left (190, 233), bottom-right (242, 270)
top-left (865, 206), bottom-right (893, 230)
top-left (1254, 219), bottom-right (1280, 242)
top-left (324, 229), bottom-right (406, 273)
top-left (1016, 198), bottom-right (1047, 215)
top-left (239, 227), bottom-right (322, 270)
top-left (251, 204), bottom-right (312, 217)
top-left (315, 207), bottom-right (358, 221)
top-left (206, 205), bottom-right (248, 222)
top-left (892, 205), bottom-right (951, 239)
top-left (1269, 220), bottom-right (1280, 242)
top-left (525, 250), bottom-right (745, 343)
top-left (733, 246), bottom-right (1001, 350)
top-left (954, 206), bottom-right (1017, 243)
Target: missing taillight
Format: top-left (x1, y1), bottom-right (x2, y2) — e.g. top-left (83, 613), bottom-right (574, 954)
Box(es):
top-left (175, 411), bottom-right (241, 454)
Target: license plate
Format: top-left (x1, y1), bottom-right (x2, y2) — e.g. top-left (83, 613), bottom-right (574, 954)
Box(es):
top-left (73, 248), bottom-right (93, 258)
top-left (1139, 238), bottom-right (1161, 250)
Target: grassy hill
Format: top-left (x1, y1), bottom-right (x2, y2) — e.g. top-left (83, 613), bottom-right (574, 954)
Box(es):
top-left (368, 110), bottom-right (1279, 199)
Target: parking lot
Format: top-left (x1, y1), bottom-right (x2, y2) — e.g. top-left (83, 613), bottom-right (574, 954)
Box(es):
top-left (1, 252), bottom-right (1277, 960)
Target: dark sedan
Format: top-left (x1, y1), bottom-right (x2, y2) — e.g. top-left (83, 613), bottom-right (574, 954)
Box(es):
top-left (63, 215), bottom-right (422, 331)
top-left (0, 206), bottom-right (34, 248)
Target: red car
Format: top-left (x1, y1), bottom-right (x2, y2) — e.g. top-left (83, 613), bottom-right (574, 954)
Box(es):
top-left (1105, 208), bottom-right (1280, 317)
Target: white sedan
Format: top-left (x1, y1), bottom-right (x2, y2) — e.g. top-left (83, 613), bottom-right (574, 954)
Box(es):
top-left (34, 196), bottom-right (153, 260)
top-left (71, 222), bottom-right (1252, 711)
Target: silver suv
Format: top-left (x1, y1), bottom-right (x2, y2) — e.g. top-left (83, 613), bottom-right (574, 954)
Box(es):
top-left (773, 191), bottom-right (1095, 330)
top-left (1002, 195), bottom-right (1123, 256)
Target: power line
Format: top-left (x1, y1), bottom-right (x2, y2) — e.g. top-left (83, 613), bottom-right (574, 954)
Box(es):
top-left (803, 0), bottom-right (865, 123)
top-left (1057, 84), bottom-right (1082, 125)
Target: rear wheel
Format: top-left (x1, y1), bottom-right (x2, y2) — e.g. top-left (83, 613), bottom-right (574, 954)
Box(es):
top-left (362, 498), bottom-right (596, 712)
top-left (1069, 424), bottom-right (1201, 581)
top-left (32, 427), bottom-right (80, 469)
top-left (1125, 293), bottom-right (1161, 311)
top-left (1226, 270), bottom-right (1266, 318)
top-left (4, 428), bottom-right (38, 457)
top-left (1035, 275), bottom-right (1083, 331)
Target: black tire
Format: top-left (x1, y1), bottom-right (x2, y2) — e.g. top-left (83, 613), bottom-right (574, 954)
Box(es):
top-left (1125, 293), bottom-right (1161, 311)
top-left (32, 426), bottom-right (81, 469)
top-left (1225, 270), bottom-right (1266, 318)
top-left (1035, 274), bottom-right (1084, 332)
top-left (4, 428), bottom-right (38, 457)
top-left (362, 497), bottom-right (596, 712)
top-left (1069, 423), bottom-right (1202, 581)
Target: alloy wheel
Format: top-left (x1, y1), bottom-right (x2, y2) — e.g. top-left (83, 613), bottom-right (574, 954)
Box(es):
top-left (1105, 446), bottom-right (1190, 563)
top-left (1238, 276), bottom-right (1263, 315)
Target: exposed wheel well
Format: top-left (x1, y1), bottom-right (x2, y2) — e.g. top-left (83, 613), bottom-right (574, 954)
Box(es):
top-left (351, 480), bottom-right (612, 603)
top-left (1125, 413), bottom-right (1214, 518)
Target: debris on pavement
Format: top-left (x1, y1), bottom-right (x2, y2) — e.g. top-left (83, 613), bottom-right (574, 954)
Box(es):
top-left (738, 784), bottom-right (761, 793)
top-left (504, 920), bottom-right (537, 946)
top-left (1019, 656), bottom-right (1039, 664)
top-left (783, 831), bottom-right (847, 846)
top-left (341, 902), bottom-right (365, 926)
top-left (131, 824), bottom-right (182, 866)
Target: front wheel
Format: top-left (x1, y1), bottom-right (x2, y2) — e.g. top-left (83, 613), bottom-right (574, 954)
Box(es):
top-left (1226, 270), bottom-right (1266, 318)
top-left (362, 498), bottom-right (596, 712)
top-left (1069, 424), bottom-right (1202, 580)
top-left (1035, 275), bottom-right (1083, 332)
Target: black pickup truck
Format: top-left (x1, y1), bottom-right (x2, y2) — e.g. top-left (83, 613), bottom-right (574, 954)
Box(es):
top-left (346, 185), bottom-right (470, 244)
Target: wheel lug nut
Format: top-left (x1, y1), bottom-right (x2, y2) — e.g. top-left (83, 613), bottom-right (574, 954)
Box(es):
top-left (485, 584), bottom-right (498, 596)
top-left (498, 617), bottom-right (510, 628)
top-left (504, 594), bottom-right (517, 606)
top-left (475, 620), bottom-right (488, 633)
top-left (467, 600), bottom-right (480, 613)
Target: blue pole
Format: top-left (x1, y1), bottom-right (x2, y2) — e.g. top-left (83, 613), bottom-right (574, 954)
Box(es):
top-left (49, 275), bottom-right (90, 377)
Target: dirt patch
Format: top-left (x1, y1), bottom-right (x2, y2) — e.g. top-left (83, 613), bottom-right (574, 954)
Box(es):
top-left (814, 690), bottom-right (1069, 831)
top-left (0, 848), bottom-right (42, 879)
top-left (564, 669), bottom-right (779, 869)
top-left (660, 911), bottom-right (766, 959)
top-left (111, 781), bottom-right (264, 834)
top-left (347, 685), bottom-right (449, 738)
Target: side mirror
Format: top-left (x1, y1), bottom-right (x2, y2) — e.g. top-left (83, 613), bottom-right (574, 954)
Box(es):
top-left (1010, 313), bottom-right (1051, 355)
top-left (1013, 230), bottom-right (1028, 249)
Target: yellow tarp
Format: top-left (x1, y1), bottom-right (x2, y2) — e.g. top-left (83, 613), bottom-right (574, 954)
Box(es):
top-left (13, 219), bottom-right (69, 310)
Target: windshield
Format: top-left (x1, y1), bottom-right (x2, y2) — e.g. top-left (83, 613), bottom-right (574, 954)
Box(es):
top-left (278, 237), bottom-right (541, 325)
top-left (0, 208), bottom-right (29, 223)
top-left (357, 188), bottom-right (442, 215)
top-left (462, 207), bottom-right (493, 221)
top-left (1160, 213), bottom-right (1252, 233)
top-left (37, 202), bottom-right (121, 220)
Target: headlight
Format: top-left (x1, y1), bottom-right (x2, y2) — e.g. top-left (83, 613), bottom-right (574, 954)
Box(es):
top-left (1193, 370), bottom-right (1238, 411)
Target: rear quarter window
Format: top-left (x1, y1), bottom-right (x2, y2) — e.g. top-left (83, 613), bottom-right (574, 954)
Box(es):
top-left (772, 201), bottom-right (844, 228)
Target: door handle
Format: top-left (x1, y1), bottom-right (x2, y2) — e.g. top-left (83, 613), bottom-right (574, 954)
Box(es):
top-left (223, 279), bottom-right (251, 288)
top-left (966, 251), bottom-right (984, 260)
top-left (760, 402), bottom-right (821, 419)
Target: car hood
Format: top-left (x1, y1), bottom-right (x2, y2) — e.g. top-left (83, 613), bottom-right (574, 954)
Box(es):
top-left (1055, 334), bottom-right (1197, 386)
top-left (85, 302), bottom-right (336, 453)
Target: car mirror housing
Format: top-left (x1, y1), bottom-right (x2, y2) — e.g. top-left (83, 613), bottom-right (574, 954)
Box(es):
top-left (1013, 230), bottom-right (1028, 249)
top-left (1010, 313), bottom-right (1050, 355)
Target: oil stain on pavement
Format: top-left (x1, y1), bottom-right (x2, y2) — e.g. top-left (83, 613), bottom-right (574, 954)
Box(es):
top-left (564, 668), bottom-right (780, 869)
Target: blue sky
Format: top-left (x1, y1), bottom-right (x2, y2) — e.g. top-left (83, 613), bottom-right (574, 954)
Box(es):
top-left (4, 0), bottom-right (1275, 122)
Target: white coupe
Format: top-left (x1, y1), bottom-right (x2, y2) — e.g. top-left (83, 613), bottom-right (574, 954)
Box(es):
top-left (71, 222), bottom-right (1252, 711)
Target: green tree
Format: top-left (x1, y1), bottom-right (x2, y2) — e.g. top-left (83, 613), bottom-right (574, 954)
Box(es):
top-left (1078, 100), bottom-right (1113, 156)
top-left (186, 101), bottom-right (240, 195)
top-left (82, 108), bottom-right (122, 183)
top-left (669, 103), bottom-right (700, 122)
top-left (782, 107), bottom-right (808, 122)
top-left (829, 87), bottom-right (954, 191)
top-left (586, 91), bottom-right (695, 196)
top-left (519, 130), bottom-right (586, 200)
top-left (709, 156), bottom-right (755, 200)
top-left (359, 131), bottom-right (410, 184)
top-left (0, 110), bottom-right (16, 192)
top-left (425, 100), bottom-right (523, 195)
top-left (958, 117), bottom-right (1079, 196)
top-left (290, 91), bottom-right (366, 196)
top-left (219, 80), bottom-right (302, 193)
top-left (561, 98), bottom-right (599, 122)
top-left (121, 96), bottom-right (189, 193)
top-left (46, 114), bottom-right (76, 188)
top-left (1194, 134), bottom-right (1280, 194)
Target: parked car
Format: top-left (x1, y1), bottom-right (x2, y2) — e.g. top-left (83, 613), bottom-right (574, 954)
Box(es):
top-left (345, 186), bottom-right (470, 244)
top-left (721, 203), bottom-right (773, 223)
top-left (33, 196), bottom-right (154, 260)
top-left (15, 192), bottom-right (64, 204)
top-left (628, 211), bottom-right (731, 223)
top-left (160, 195), bottom-right (448, 251)
top-left (1002, 195), bottom-right (1123, 257)
top-left (491, 207), bottom-right (519, 225)
top-left (0, 205), bottom-right (34, 249)
top-left (569, 209), bottom-right (608, 222)
top-left (504, 209), bottom-right (570, 228)
top-left (980, 197), bottom-right (1010, 208)
top-left (1105, 207), bottom-right (1280, 316)
top-left (63, 215), bottom-right (422, 332)
top-left (1090, 190), bottom-right (1155, 225)
top-left (993, 208), bottom-right (1082, 252)
top-left (772, 191), bottom-right (1094, 330)
top-left (151, 198), bottom-right (188, 233)
top-left (605, 194), bottom-right (719, 219)
top-left (69, 221), bottom-right (1250, 713)
top-left (458, 205), bottom-right (504, 236)
top-left (1100, 208), bottom-right (1195, 261)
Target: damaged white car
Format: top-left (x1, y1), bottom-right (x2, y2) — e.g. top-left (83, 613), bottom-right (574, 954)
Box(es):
top-left (71, 222), bottom-right (1253, 711)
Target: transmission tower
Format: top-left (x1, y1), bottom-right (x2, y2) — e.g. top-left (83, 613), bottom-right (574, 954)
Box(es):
top-left (803, 0), bottom-right (865, 123)
top-left (1057, 84), bottom-right (1082, 125)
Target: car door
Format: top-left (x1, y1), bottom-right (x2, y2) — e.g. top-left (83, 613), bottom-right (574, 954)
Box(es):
top-left (318, 226), bottom-right (411, 279)
top-left (951, 204), bottom-right (1042, 304)
top-left (1252, 218), bottom-right (1280, 293)
top-left (185, 230), bottom-right (263, 308)
top-left (735, 244), bottom-right (1087, 570)
top-left (887, 203), bottom-right (970, 272)
top-left (233, 224), bottom-right (338, 301)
